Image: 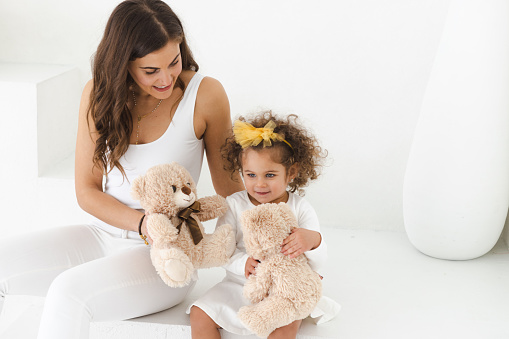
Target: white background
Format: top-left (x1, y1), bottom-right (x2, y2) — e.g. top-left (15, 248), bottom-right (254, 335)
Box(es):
top-left (0, 0), bottom-right (456, 231)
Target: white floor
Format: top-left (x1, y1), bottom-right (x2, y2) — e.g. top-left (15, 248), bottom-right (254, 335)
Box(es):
top-left (323, 229), bottom-right (509, 339)
top-left (1, 228), bottom-right (508, 339)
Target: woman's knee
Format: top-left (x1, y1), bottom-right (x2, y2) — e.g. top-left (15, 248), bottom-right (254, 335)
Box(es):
top-left (45, 268), bottom-right (90, 313)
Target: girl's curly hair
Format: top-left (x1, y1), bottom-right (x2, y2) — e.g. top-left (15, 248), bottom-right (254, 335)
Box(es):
top-left (221, 111), bottom-right (328, 195)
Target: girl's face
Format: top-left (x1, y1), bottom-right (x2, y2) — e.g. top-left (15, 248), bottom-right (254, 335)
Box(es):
top-left (241, 148), bottom-right (297, 206)
top-left (127, 40), bottom-right (183, 100)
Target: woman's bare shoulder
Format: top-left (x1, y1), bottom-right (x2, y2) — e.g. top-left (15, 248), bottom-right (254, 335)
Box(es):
top-left (83, 79), bottom-right (93, 94)
top-left (79, 79), bottom-right (94, 117)
top-left (196, 75), bottom-right (228, 110)
top-left (179, 71), bottom-right (226, 98)
top-left (191, 72), bottom-right (230, 139)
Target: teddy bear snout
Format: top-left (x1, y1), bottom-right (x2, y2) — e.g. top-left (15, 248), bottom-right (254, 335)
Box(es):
top-left (181, 186), bottom-right (191, 195)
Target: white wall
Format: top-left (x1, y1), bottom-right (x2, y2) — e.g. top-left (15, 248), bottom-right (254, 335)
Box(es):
top-left (0, 0), bottom-right (452, 231)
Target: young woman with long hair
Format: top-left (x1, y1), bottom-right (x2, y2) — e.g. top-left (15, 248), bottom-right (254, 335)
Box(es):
top-left (0, 1), bottom-right (243, 338)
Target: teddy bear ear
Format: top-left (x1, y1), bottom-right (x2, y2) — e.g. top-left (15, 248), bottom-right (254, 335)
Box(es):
top-left (131, 176), bottom-right (145, 200)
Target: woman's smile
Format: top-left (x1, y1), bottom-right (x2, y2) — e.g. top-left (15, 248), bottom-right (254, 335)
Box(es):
top-left (153, 84), bottom-right (172, 92)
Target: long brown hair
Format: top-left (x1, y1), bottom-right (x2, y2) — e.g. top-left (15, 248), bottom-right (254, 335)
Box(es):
top-left (89, 0), bottom-right (198, 176)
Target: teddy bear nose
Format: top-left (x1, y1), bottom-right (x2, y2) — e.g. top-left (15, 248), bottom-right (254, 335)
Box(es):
top-left (181, 186), bottom-right (191, 195)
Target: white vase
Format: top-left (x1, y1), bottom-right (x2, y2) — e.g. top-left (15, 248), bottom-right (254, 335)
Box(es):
top-left (403, 0), bottom-right (509, 260)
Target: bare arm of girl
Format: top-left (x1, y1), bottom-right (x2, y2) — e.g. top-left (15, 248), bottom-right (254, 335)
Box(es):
top-left (193, 76), bottom-right (244, 197)
top-left (74, 80), bottom-right (149, 238)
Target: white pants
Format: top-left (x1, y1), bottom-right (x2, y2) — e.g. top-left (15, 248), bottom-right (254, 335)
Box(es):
top-left (0, 224), bottom-right (195, 339)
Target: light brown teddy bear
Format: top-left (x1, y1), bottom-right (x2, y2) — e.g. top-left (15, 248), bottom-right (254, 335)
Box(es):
top-left (238, 202), bottom-right (322, 338)
top-left (131, 162), bottom-right (236, 288)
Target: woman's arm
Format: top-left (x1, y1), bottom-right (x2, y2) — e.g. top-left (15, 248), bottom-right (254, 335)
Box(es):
top-left (74, 80), bottom-right (147, 234)
top-left (193, 76), bottom-right (244, 197)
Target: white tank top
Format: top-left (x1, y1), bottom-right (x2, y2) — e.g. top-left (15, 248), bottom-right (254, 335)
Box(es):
top-left (91, 73), bottom-right (205, 233)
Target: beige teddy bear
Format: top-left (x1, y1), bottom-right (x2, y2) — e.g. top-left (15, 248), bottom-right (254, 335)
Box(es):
top-left (131, 162), bottom-right (236, 288)
top-left (238, 203), bottom-right (322, 338)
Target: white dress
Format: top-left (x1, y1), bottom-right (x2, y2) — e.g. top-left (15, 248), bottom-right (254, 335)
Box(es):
top-left (187, 190), bottom-right (340, 335)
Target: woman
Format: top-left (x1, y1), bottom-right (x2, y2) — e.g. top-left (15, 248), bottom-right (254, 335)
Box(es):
top-left (0, 1), bottom-right (243, 338)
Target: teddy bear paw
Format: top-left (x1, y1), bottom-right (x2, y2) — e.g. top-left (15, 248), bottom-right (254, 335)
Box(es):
top-left (238, 306), bottom-right (270, 338)
top-left (165, 259), bottom-right (189, 282)
top-left (215, 224), bottom-right (236, 258)
top-left (151, 248), bottom-right (195, 287)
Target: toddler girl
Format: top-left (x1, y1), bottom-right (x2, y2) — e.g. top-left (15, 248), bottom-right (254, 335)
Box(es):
top-left (188, 111), bottom-right (337, 338)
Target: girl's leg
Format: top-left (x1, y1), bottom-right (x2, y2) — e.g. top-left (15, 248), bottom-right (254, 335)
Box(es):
top-left (37, 243), bottom-right (194, 339)
top-left (268, 319), bottom-right (302, 339)
top-left (0, 225), bottom-right (105, 299)
top-left (190, 305), bottom-right (221, 339)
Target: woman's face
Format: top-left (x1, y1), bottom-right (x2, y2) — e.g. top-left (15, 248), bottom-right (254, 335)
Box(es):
top-left (127, 40), bottom-right (183, 99)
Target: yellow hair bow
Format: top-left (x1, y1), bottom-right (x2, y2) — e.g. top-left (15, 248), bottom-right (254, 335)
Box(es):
top-left (233, 120), bottom-right (292, 149)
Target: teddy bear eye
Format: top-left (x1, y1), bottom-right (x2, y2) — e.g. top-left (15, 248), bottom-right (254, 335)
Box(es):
top-left (187, 182), bottom-right (191, 186)
top-left (171, 185), bottom-right (177, 193)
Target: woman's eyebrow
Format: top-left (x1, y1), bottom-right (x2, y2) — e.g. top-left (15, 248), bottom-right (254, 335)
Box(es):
top-left (139, 53), bottom-right (181, 70)
top-left (170, 53), bottom-right (181, 63)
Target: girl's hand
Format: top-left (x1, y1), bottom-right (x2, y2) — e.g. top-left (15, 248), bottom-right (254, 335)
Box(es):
top-left (281, 228), bottom-right (321, 259)
top-left (245, 257), bottom-right (260, 278)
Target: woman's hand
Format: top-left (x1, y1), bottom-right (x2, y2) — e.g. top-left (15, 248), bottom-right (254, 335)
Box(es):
top-left (281, 228), bottom-right (321, 259)
top-left (140, 214), bottom-right (153, 245)
top-left (245, 257), bottom-right (260, 278)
